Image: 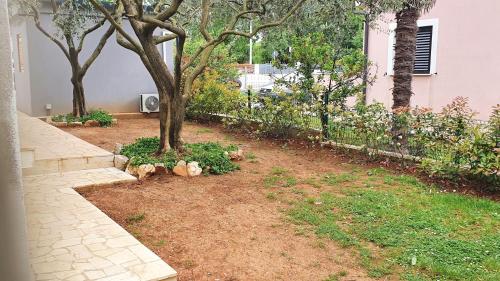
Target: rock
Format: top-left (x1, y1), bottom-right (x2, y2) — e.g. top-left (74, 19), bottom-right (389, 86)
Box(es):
top-left (112, 118), bottom-right (118, 125)
top-left (228, 149), bottom-right (244, 161)
top-left (114, 143), bottom-right (123, 155)
top-left (187, 161), bottom-right (202, 177)
top-left (137, 164), bottom-right (155, 180)
top-left (50, 121), bottom-right (67, 127)
top-left (125, 163), bottom-right (138, 176)
top-left (84, 119), bottom-right (100, 127)
top-left (69, 121), bottom-right (83, 127)
top-left (114, 155), bottom-right (129, 171)
top-left (154, 163), bottom-right (167, 174)
top-left (172, 161), bottom-right (188, 177)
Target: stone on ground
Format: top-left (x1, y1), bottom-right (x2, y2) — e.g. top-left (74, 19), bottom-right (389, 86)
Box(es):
top-left (69, 121), bottom-right (83, 127)
top-left (137, 164), bottom-right (155, 180)
top-left (155, 163), bottom-right (167, 174)
top-left (125, 162), bottom-right (138, 176)
top-left (173, 160), bottom-right (188, 177)
top-left (50, 121), bottom-right (67, 127)
top-left (114, 143), bottom-right (123, 155)
top-left (114, 155), bottom-right (129, 170)
top-left (229, 148), bottom-right (244, 161)
top-left (84, 119), bottom-right (100, 127)
top-left (187, 161), bottom-right (202, 177)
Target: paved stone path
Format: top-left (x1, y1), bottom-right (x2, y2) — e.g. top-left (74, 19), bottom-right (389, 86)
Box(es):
top-left (18, 112), bottom-right (114, 175)
top-left (20, 113), bottom-right (177, 281)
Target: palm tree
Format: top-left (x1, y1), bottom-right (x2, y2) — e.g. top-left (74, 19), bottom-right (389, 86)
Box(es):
top-left (392, 0), bottom-right (436, 110)
top-left (391, 0), bottom-right (436, 149)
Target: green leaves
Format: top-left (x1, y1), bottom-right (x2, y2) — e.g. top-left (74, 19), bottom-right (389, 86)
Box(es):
top-left (121, 138), bottom-right (239, 175)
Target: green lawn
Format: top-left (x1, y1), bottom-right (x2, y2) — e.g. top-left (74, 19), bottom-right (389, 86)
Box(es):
top-left (280, 168), bottom-right (499, 280)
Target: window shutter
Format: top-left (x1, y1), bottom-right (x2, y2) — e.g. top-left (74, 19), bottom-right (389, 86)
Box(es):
top-left (414, 26), bottom-right (433, 74)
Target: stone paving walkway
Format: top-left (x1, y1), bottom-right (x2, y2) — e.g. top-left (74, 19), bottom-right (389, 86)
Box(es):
top-left (20, 113), bottom-right (177, 281)
top-left (18, 112), bottom-right (114, 176)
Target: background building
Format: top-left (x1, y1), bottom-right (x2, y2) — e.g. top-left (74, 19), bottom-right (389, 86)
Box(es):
top-left (366, 0), bottom-right (500, 119)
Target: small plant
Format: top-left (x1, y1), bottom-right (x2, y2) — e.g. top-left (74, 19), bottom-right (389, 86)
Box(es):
top-left (264, 167), bottom-right (297, 188)
top-left (195, 128), bottom-right (213, 134)
top-left (126, 212), bottom-right (145, 224)
top-left (245, 152), bottom-right (257, 160)
top-left (321, 173), bottom-right (358, 186)
top-left (266, 192), bottom-right (277, 200)
top-left (81, 109), bottom-right (113, 127)
top-left (184, 142), bottom-right (239, 175)
top-left (52, 109), bottom-right (113, 127)
top-left (121, 138), bottom-right (239, 174)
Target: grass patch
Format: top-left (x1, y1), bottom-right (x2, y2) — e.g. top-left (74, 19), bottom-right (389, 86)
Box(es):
top-left (126, 212), bottom-right (145, 224)
top-left (321, 172), bottom-right (358, 186)
top-left (245, 152), bottom-right (257, 160)
top-left (264, 167), bottom-right (297, 188)
top-left (266, 192), bottom-right (277, 200)
top-left (288, 171), bottom-right (500, 280)
top-left (195, 128), bottom-right (213, 134)
top-left (302, 177), bottom-right (322, 188)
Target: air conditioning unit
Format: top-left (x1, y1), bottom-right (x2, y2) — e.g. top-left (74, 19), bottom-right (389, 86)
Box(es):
top-left (140, 93), bottom-right (160, 113)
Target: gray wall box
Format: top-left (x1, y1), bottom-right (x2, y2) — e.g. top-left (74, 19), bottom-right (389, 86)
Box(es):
top-left (10, 13), bottom-right (174, 117)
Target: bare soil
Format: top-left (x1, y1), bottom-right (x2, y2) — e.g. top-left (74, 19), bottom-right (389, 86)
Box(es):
top-left (63, 118), bottom-right (399, 281)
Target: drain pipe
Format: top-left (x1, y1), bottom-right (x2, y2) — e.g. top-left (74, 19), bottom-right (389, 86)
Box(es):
top-left (0, 1), bottom-right (34, 280)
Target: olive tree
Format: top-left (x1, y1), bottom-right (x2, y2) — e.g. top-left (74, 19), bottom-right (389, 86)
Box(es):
top-left (89, 0), bottom-right (307, 152)
top-left (20, 0), bottom-right (115, 117)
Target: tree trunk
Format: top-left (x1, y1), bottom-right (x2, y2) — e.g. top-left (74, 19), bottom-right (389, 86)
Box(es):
top-left (139, 35), bottom-right (177, 153)
top-left (168, 91), bottom-right (186, 149)
top-left (392, 5), bottom-right (419, 109)
top-left (71, 75), bottom-right (87, 117)
top-left (320, 91), bottom-right (330, 140)
top-left (391, 5), bottom-right (419, 151)
top-left (158, 88), bottom-right (171, 153)
top-left (69, 48), bottom-right (87, 117)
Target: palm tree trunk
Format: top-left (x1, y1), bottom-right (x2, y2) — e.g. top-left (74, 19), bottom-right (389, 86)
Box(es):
top-left (391, 4), bottom-right (420, 151)
top-left (392, 5), bottom-right (419, 109)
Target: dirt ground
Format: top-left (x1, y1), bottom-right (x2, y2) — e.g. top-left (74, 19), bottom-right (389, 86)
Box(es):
top-left (64, 118), bottom-right (394, 281)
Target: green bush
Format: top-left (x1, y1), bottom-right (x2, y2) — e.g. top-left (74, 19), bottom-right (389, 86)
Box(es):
top-left (121, 137), bottom-right (239, 175)
top-left (52, 109), bottom-right (113, 127)
top-left (187, 70), bottom-right (245, 120)
top-left (52, 113), bottom-right (80, 123)
top-left (81, 109), bottom-right (113, 127)
top-left (184, 142), bottom-right (239, 175)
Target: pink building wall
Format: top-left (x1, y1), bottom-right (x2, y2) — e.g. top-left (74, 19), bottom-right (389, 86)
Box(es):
top-left (366, 0), bottom-right (500, 119)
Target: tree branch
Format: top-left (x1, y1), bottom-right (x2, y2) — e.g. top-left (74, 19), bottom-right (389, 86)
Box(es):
top-left (153, 33), bottom-right (178, 44)
top-left (182, 0), bottom-right (307, 72)
top-left (80, 24), bottom-right (116, 76)
top-left (89, 0), bottom-right (143, 53)
top-left (77, 18), bottom-right (107, 53)
top-left (154, 0), bottom-right (184, 22)
top-left (30, 4), bottom-right (69, 60)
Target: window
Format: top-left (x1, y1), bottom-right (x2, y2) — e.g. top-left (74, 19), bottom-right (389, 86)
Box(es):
top-left (387, 19), bottom-right (439, 75)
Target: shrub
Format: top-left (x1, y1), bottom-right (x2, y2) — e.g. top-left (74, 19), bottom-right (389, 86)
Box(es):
top-left (121, 137), bottom-right (239, 175)
top-left (51, 109), bottom-right (113, 127)
top-left (52, 113), bottom-right (80, 123)
top-left (81, 109), bottom-right (113, 127)
top-left (252, 90), bottom-right (317, 138)
top-left (187, 70), bottom-right (245, 120)
top-left (184, 142), bottom-right (239, 175)
top-left (121, 137), bottom-right (177, 169)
